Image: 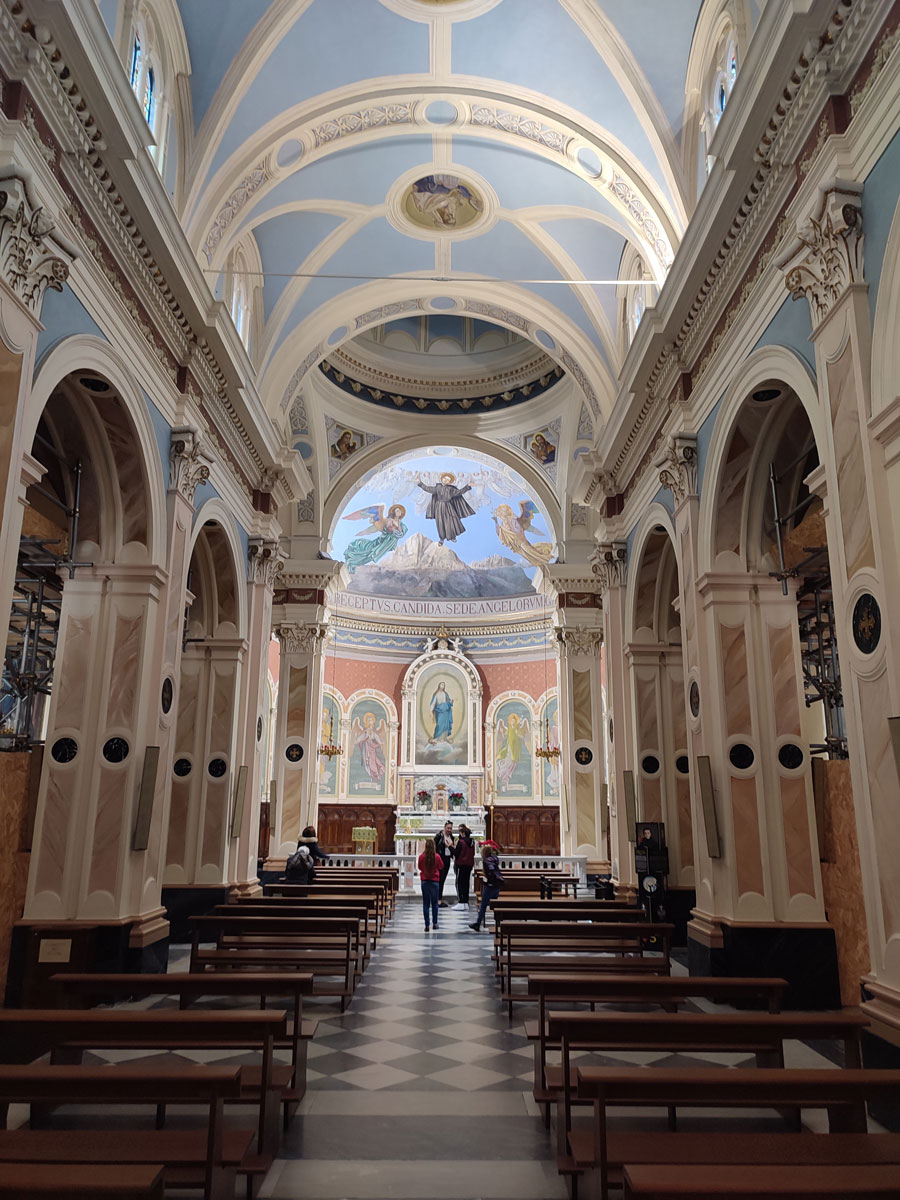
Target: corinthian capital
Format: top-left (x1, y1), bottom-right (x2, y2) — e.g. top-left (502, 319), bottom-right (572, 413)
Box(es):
top-left (0, 176), bottom-right (71, 316)
top-left (559, 626), bottom-right (603, 657)
top-left (591, 540), bottom-right (627, 591)
top-left (247, 538), bottom-right (284, 586)
top-left (655, 433), bottom-right (698, 504)
top-left (276, 622), bottom-right (326, 655)
top-left (169, 427), bottom-right (213, 503)
top-left (779, 180), bottom-right (864, 329)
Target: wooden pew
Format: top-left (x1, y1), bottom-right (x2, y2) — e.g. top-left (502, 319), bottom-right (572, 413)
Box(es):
top-left (311, 868), bottom-right (399, 913)
top-left (0, 1008), bottom-right (287, 1167)
top-left (0, 1064), bottom-right (249, 1200)
top-left (476, 870), bottom-right (581, 899)
top-left (52, 971), bottom-right (315, 1128)
top-left (256, 887), bottom-right (385, 935)
top-left (189, 913), bottom-right (361, 1009)
top-left (574, 1066), bottom-right (900, 1200)
top-left (268, 878), bottom-right (393, 927)
top-left (490, 904), bottom-right (647, 960)
top-left (550, 1010), bottom-right (869, 1164)
top-left (212, 902), bottom-right (375, 957)
top-left (498, 921), bottom-right (674, 1015)
top-left (525, 973), bottom-right (788, 1118)
top-left (622, 1161), bottom-right (900, 1199)
top-left (0, 1163), bottom-right (165, 1198)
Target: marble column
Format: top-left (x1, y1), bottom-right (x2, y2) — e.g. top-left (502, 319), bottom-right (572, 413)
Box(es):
top-left (781, 182), bottom-right (900, 1025)
top-left (0, 177), bottom-right (72, 680)
top-left (593, 541), bottom-right (636, 896)
top-left (556, 626), bottom-right (605, 860)
top-left (227, 537), bottom-right (283, 898)
top-left (25, 563), bottom-right (168, 926)
top-left (266, 622), bottom-right (326, 864)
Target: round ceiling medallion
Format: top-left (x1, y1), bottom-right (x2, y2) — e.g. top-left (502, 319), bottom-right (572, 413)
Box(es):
top-left (387, 165), bottom-right (497, 241)
top-left (405, 174), bottom-right (483, 232)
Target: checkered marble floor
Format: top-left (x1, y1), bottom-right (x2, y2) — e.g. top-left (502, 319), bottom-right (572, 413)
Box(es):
top-left (47, 899), bottom-right (858, 1199)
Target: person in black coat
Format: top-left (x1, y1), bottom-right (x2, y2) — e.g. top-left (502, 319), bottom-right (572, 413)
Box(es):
top-left (299, 825), bottom-right (330, 863)
top-left (434, 820), bottom-right (455, 906)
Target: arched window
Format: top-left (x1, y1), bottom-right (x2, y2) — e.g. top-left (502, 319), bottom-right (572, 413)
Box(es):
top-left (703, 28), bottom-right (739, 174)
top-left (685, 2), bottom-right (751, 197)
top-left (223, 238), bottom-right (262, 355)
top-left (617, 247), bottom-right (653, 358)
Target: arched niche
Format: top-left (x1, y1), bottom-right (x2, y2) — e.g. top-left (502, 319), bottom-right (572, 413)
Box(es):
top-left (400, 644), bottom-right (482, 771)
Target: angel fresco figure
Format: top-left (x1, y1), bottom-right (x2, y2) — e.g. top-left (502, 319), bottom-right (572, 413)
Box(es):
top-left (493, 500), bottom-right (554, 568)
top-left (410, 175), bottom-right (483, 229)
top-left (351, 710), bottom-right (387, 786)
top-left (417, 473), bottom-right (475, 546)
top-left (496, 711), bottom-right (530, 792)
top-left (343, 504), bottom-right (407, 573)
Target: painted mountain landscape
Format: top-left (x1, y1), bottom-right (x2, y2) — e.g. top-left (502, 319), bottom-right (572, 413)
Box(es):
top-left (348, 532), bottom-right (534, 598)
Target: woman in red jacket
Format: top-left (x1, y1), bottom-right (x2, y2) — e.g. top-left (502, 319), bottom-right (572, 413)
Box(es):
top-left (418, 839), bottom-right (442, 932)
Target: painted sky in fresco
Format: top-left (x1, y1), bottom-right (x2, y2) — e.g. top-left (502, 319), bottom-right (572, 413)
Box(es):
top-left (330, 448), bottom-right (557, 599)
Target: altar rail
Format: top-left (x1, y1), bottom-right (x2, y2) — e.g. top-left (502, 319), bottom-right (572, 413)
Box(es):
top-left (315, 855), bottom-right (588, 893)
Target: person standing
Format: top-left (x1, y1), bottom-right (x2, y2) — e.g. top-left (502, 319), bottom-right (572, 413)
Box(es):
top-left (434, 820), bottom-right (455, 906)
top-left (453, 824), bottom-right (475, 909)
top-left (469, 840), bottom-right (504, 931)
top-left (418, 840), bottom-right (441, 932)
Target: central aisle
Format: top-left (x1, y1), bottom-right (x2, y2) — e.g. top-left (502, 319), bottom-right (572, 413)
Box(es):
top-left (260, 897), bottom-right (566, 1199)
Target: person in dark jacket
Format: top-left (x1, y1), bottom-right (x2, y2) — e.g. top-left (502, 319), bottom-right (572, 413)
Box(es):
top-left (469, 841), bottom-right (504, 931)
top-left (434, 820), bottom-right (455, 906)
top-left (453, 824), bottom-right (475, 909)
top-left (299, 825), bottom-right (330, 863)
top-left (285, 844), bottom-right (315, 884)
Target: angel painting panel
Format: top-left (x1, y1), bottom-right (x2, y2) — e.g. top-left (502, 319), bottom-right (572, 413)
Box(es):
top-left (495, 699), bottom-right (533, 797)
top-left (493, 499), bottom-right (554, 567)
top-left (349, 700), bottom-right (389, 796)
top-left (343, 504), bottom-right (408, 573)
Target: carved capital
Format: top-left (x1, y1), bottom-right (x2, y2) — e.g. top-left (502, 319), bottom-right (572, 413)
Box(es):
top-left (583, 469), bottom-right (618, 512)
top-left (247, 538), bottom-right (284, 587)
top-left (591, 540), bottom-right (627, 591)
top-left (0, 176), bottom-right (71, 315)
top-left (780, 180), bottom-right (865, 328)
top-left (558, 626), bottom-right (603, 657)
top-left (276, 622), bottom-right (326, 655)
top-left (656, 433), bottom-right (698, 504)
top-left (169, 427), bottom-right (213, 503)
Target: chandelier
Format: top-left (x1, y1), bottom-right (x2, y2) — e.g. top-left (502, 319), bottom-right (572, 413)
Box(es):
top-left (318, 626), bottom-right (343, 759)
top-left (535, 625), bottom-right (560, 761)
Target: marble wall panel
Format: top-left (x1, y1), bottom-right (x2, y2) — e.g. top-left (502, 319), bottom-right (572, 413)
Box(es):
top-left (781, 776), bottom-right (814, 897)
top-left (287, 664), bottom-right (308, 738)
top-left (828, 343), bottom-right (874, 578)
top-left (676, 777), bottom-right (694, 872)
top-left (635, 672), bottom-right (658, 754)
top-left (88, 767), bottom-right (124, 903)
top-left (105, 613), bottom-right (142, 729)
top-left (576, 771), bottom-right (597, 848)
top-left (55, 615), bottom-right (93, 727)
top-left (859, 673), bottom-right (900, 944)
top-left (282, 772), bottom-right (303, 846)
top-left (641, 777), bottom-right (662, 822)
top-left (819, 759), bottom-right (870, 1005)
top-left (572, 670), bottom-right (592, 741)
top-left (33, 771), bottom-right (68, 902)
top-left (720, 622), bottom-right (750, 738)
top-left (669, 670), bottom-right (686, 747)
top-left (731, 775), bottom-right (764, 898)
top-left (201, 777), bottom-right (227, 871)
top-left (0, 754), bottom-right (31, 993)
top-left (0, 343), bottom-right (23, 519)
top-left (768, 623), bottom-right (800, 737)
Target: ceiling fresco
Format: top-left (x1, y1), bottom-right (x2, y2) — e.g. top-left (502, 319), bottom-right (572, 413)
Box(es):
top-left (330, 448), bottom-right (557, 599)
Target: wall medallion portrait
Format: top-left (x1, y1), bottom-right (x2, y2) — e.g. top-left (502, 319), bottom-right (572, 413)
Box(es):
top-left (415, 663), bottom-right (469, 766)
top-left (404, 174), bottom-right (483, 231)
top-left (349, 698), bottom-right (389, 797)
top-left (494, 697), bottom-right (533, 797)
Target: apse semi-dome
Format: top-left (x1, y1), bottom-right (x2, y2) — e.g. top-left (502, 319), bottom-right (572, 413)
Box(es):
top-left (321, 315), bottom-right (564, 414)
top-left (331, 447), bottom-right (557, 600)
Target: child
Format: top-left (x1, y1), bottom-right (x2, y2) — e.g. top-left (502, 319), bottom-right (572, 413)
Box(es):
top-left (469, 840), bottom-right (504, 931)
top-left (418, 839), bottom-right (442, 932)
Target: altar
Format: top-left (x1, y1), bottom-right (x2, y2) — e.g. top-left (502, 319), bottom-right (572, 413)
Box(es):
top-left (395, 805), bottom-right (487, 856)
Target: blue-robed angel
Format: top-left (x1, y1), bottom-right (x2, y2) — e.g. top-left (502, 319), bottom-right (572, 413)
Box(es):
top-left (343, 504), bottom-right (407, 572)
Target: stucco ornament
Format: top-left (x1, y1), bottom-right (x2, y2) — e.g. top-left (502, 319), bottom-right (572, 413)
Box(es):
top-left (590, 540), bottom-right (627, 590)
top-left (0, 176), bottom-right (70, 315)
top-left (780, 181), bottom-right (865, 328)
top-left (656, 433), bottom-right (698, 504)
top-left (559, 626), bottom-right (603, 656)
top-left (247, 539), bottom-right (285, 587)
top-left (169, 427), bottom-right (213, 503)
top-left (276, 623), bottom-right (326, 655)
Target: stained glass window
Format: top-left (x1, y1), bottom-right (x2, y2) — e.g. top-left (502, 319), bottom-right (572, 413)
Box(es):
top-left (130, 38), bottom-right (142, 91)
top-left (143, 66), bottom-right (155, 125)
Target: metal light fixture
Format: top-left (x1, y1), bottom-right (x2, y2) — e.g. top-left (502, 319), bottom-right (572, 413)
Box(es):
top-left (536, 624), bottom-right (560, 761)
top-left (318, 626), bottom-right (343, 759)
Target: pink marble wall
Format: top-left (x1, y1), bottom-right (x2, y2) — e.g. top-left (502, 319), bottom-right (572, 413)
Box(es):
top-left (782, 775), bottom-right (815, 897)
top-left (200, 661), bottom-right (237, 870)
top-left (731, 775), bottom-right (764, 897)
top-left (720, 622), bottom-right (750, 738)
top-left (827, 344), bottom-right (874, 578)
top-left (859, 673), bottom-right (900, 943)
top-left (165, 660), bottom-right (200, 875)
top-left (768, 624), bottom-right (800, 737)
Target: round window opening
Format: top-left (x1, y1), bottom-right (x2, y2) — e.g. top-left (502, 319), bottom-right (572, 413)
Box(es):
top-left (729, 743), bottom-right (755, 770)
top-left (778, 743), bottom-right (804, 771)
top-left (641, 755), bottom-right (660, 775)
top-left (675, 755), bottom-right (690, 775)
